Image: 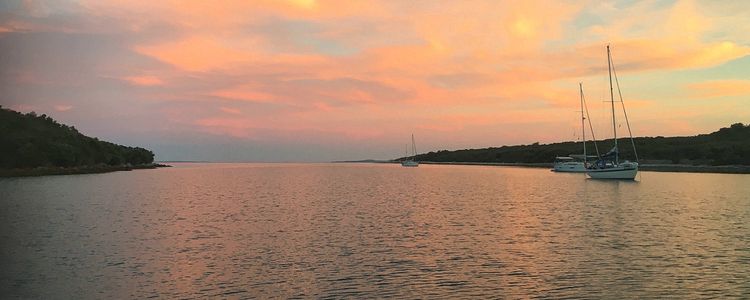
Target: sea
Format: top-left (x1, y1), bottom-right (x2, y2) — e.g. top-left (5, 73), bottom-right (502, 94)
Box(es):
top-left (1, 163), bottom-right (749, 298)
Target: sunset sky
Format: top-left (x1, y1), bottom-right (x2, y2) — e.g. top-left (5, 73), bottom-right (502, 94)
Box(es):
top-left (1, 0), bottom-right (749, 161)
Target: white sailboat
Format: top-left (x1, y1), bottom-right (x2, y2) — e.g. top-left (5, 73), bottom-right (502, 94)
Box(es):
top-left (586, 45), bottom-right (639, 180)
top-left (401, 134), bottom-right (419, 167)
top-left (553, 83), bottom-right (600, 172)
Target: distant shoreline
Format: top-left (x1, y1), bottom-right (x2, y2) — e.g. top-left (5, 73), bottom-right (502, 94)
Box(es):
top-left (419, 161), bottom-right (750, 174)
top-left (0, 163), bottom-right (171, 178)
top-left (4, 161), bottom-right (747, 176)
top-left (637, 164), bottom-right (750, 174)
top-left (381, 161), bottom-right (750, 174)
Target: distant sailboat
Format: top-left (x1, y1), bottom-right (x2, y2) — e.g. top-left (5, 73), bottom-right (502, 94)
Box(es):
top-left (553, 82), bottom-right (601, 172)
top-left (586, 45), bottom-right (639, 180)
top-left (401, 134), bottom-right (419, 167)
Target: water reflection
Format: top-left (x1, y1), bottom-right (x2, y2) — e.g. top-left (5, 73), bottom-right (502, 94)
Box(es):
top-left (1, 164), bottom-right (749, 298)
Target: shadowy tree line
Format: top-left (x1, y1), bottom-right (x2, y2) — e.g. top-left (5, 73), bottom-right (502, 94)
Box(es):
top-left (0, 106), bottom-right (154, 169)
top-left (408, 123), bottom-right (750, 166)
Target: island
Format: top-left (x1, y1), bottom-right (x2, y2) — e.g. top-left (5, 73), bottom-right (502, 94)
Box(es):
top-left (0, 106), bottom-right (169, 177)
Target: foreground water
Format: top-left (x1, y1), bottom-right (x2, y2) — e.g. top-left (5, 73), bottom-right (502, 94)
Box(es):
top-left (1, 163), bottom-right (749, 298)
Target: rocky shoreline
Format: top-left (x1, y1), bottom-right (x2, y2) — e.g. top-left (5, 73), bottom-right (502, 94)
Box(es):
top-left (0, 163), bottom-right (171, 178)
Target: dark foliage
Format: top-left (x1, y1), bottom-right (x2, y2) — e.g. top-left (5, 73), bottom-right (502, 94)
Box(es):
top-left (409, 123), bottom-right (750, 166)
top-left (0, 107), bottom-right (154, 169)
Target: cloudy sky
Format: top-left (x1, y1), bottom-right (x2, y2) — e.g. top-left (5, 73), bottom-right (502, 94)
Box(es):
top-left (1, 0), bottom-right (748, 161)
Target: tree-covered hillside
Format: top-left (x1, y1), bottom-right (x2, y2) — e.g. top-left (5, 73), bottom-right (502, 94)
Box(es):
top-left (0, 107), bottom-right (154, 169)
top-left (408, 123), bottom-right (750, 166)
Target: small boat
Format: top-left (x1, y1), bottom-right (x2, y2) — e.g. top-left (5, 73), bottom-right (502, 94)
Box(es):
top-left (401, 160), bottom-right (419, 167)
top-left (553, 155), bottom-right (599, 172)
top-left (401, 134), bottom-right (419, 167)
top-left (586, 45), bottom-right (639, 180)
top-left (553, 156), bottom-right (583, 172)
top-left (553, 83), bottom-right (600, 173)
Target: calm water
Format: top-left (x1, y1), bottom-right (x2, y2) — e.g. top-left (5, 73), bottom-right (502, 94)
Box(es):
top-left (1, 163), bottom-right (749, 298)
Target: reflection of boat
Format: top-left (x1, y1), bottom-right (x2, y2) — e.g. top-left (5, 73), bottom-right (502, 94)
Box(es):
top-left (553, 83), bottom-right (600, 173)
top-left (401, 134), bottom-right (419, 167)
top-left (587, 45), bottom-right (639, 180)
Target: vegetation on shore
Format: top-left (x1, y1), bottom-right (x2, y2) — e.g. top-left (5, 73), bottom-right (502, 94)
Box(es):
top-left (403, 123), bottom-right (750, 166)
top-left (0, 106), bottom-right (165, 176)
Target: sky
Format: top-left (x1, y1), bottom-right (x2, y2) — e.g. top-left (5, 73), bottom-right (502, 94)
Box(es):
top-left (1, 0), bottom-right (749, 162)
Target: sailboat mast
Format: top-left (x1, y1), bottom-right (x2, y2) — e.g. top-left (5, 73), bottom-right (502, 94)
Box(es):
top-left (607, 45), bottom-right (618, 165)
top-left (411, 134), bottom-right (417, 158)
top-left (580, 82), bottom-right (586, 165)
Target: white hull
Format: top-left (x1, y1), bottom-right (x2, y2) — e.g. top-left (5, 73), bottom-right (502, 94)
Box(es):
top-left (401, 161), bottom-right (419, 167)
top-left (586, 165), bottom-right (638, 179)
top-left (553, 162), bottom-right (587, 172)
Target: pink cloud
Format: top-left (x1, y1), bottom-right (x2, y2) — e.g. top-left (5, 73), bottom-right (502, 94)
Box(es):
top-left (54, 104), bottom-right (73, 112)
top-left (219, 107), bottom-right (242, 115)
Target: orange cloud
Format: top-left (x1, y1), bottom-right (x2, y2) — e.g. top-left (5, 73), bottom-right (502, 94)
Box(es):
top-left (135, 36), bottom-right (257, 72)
top-left (210, 86), bottom-right (276, 103)
top-left (687, 80), bottom-right (750, 98)
top-left (603, 40), bottom-right (749, 72)
top-left (123, 75), bottom-right (164, 86)
top-left (287, 0), bottom-right (316, 10)
top-left (412, 1), bottom-right (581, 57)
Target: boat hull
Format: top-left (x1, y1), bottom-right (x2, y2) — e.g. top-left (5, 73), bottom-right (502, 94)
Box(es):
top-left (401, 161), bottom-right (419, 167)
top-left (553, 162), bottom-right (587, 172)
top-left (586, 166), bottom-right (637, 179)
